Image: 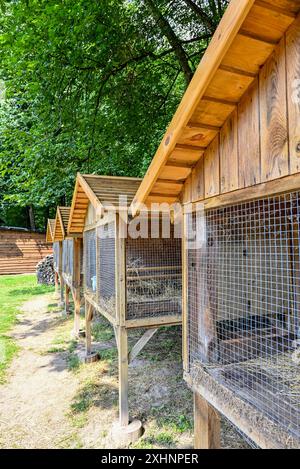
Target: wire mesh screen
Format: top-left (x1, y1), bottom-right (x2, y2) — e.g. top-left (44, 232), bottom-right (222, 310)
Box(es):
top-left (126, 224), bottom-right (182, 320)
top-left (187, 192), bottom-right (300, 446)
top-left (83, 229), bottom-right (96, 298)
top-left (53, 241), bottom-right (60, 273)
top-left (62, 239), bottom-right (74, 286)
top-left (97, 221), bottom-right (116, 317)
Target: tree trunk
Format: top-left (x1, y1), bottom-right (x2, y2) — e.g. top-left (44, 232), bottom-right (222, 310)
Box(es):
top-left (28, 205), bottom-right (36, 231)
top-left (183, 0), bottom-right (216, 33)
top-left (144, 0), bottom-right (194, 86)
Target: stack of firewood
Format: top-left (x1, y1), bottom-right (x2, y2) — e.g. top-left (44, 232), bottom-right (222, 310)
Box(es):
top-left (36, 254), bottom-right (55, 285)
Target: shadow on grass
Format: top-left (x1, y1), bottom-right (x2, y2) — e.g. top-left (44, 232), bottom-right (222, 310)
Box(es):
top-left (8, 286), bottom-right (54, 297)
top-left (71, 379), bottom-right (118, 415)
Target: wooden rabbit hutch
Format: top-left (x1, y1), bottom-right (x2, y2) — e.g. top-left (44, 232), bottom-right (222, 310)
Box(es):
top-left (53, 207), bottom-right (82, 333)
top-left (68, 173), bottom-right (182, 439)
top-left (132, 0), bottom-right (300, 449)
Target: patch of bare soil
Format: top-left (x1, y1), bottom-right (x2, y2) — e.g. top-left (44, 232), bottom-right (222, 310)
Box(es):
top-left (0, 293), bottom-right (249, 449)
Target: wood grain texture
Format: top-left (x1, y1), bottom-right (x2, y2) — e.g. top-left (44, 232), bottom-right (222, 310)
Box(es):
top-left (204, 135), bottom-right (220, 198)
top-left (241, 4), bottom-right (295, 42)
top-left (221, 34), bottom-right (275, 75)
top-left (205, 68), bottom-right (254, 103)
top-left (238, 79), bottom-right (261, 187)
top-left (286, 14), bottom-right (300, 173)
top-left (220, 109), bottom-right (239, 193)
top-left (260, 38), bottom-right (288, 182)
top-left (192, 158), bottom-right (205, 202)
top-left (194, 392), bottom-right (220, 449)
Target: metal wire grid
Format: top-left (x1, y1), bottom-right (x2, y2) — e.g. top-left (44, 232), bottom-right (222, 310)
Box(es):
top-left (97, 222), bottom-right (116, 317)
top-left (53, 242), bottom-right (60, 272)
top-left (83, 229), bottom-right (97, 297)
top-left (62, 239), bottom-right (74, 285)
top-left (126, 224), bottom-right (182, 320)
top-left (187, 191), bottom-right (300, 444)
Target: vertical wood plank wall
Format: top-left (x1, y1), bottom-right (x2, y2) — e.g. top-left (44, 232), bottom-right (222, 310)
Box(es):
top-left (181, 16), bottom-right (300, 204)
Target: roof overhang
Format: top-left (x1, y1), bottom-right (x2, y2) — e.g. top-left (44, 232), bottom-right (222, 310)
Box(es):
top-left (130, 0), bottom-right (299, 215)
top-left (68, 173), bottom-right (142, 234)
top-left (53, 207), bottom-right (71, 242)
top-left (46, 219), bottom-right (55, 243)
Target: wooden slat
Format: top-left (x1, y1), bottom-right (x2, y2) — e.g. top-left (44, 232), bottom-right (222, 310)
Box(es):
top-left (190, 172), bottom-right (300, 210)
top-left (178, 126), bottom-right (218, 149)
top-left (191, 158), bottom-right (204, 202)
top-left (159, 165), bottom-right (192, 181)
top-left (257, 0), bottom-right (300, 14)
top-left (286, 14), bottom-right (300, 173)
top-left (205, 68), bottom-right (254, 103)
top-left (220, 109), bottom-right (238, 193)
top-left (221, 33), bottom-right (275, 75)
top-left (204, 135), bottom-right (220, 198)
top-left (238, 79), bottom-right (261, 187)
top-left (241, 3), bottom-right (295, 43)
top-left (260, 38), bottom-right (288, 182)
top-left (152, 181), bottom-right (183, 195)
top-left (191, 99), bottom-right (236, 127)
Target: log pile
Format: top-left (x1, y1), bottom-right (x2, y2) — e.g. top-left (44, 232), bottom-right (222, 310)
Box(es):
top-left (36, 254), bottom-right (55, 285)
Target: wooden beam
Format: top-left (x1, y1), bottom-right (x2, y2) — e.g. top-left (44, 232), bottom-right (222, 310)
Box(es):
top-left (202, 96), bottom-right (238, 106)
top-left (189, 172), bottom-right (300, 210)
top-left (219, 64), bottom-right (256, 78)
top-left (130, 0), bottom-right (256, 215)
top-left (255, 0), bottom-right (297, 18)
top-left (186, 122), bottom-right (221, 132)
top-left (128, 329), bottom-right (158, 364)
top-left (194, 392), bottom-right (220, 449)
top-left (239, 29), bottom-right (279, 45)
top-left (125, 314), bottom-right (181, 329)
top-left (118, 326), bottom-right (129, 427)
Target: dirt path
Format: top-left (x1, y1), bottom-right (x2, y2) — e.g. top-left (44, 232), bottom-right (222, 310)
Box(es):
top-left (0, 293), bottom-right (248, 449)
top-left (0, 294), bottom-right (81, 448)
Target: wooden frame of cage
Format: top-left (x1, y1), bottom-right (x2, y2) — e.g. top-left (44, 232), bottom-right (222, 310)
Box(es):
top-left (129, 0), bottom-right (300, 450)
top-left (52, 207), bottom-right (83, 336)
top-left (68, 173), bottom-right (182, 432)
top-left (83, 210), bottom-right (182, 428)
top-left (181, 177), bottom-right (300, 449)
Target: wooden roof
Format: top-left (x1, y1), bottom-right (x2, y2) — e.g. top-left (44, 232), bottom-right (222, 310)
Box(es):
top-left (53, 207), bottom-right (71, 241)
top-left (131, 0), bottom-right (300, 214)
top-left (46, 219), bottom-right (55, 243)
top-left (68, 173), bottom-right (142, 234)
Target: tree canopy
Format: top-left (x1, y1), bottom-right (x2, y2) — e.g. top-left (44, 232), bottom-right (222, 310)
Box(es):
top-left (0, 0), bottom-right (228, 229)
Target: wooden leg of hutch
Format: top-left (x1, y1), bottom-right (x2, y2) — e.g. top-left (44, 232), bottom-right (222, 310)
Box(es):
top-left (118, 326), bottom-right (129, 427)
top-left (60, 275), bottom-right (64, 306)
top-left (85, 301), bottom-right (93, 356)
top-left (194, 391), bottom-right (221, 449)
top-left (65, 285), bottom-right (70, 315)
top-left (73, 287), bottom-right (81, 336)
top-left (55, 272), bottom-right (59, 295)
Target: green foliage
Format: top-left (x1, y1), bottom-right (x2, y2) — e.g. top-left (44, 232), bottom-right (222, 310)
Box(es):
top-left (0, 0), bottom-right (228, 225)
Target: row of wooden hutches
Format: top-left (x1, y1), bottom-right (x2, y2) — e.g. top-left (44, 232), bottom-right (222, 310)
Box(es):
top-left (46, 0), bottom-right (300, 449)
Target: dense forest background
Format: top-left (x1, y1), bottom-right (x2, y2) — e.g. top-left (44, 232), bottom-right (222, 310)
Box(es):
top-left (0, 0), bottom-right (228, 230)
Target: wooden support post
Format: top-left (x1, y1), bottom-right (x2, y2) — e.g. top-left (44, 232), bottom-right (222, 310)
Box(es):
top-left (194, 391), bottom-right (220, 449)
top-left (55, 271), bottom-right (59, 296)
top-left (118, 326), bottom-right (129, 427)
top-left (60, 275), bottom-right (64, 306)
top-left (128, 328), bottom-right (158, 364)
top-left (85, 301), bottom-right (93, 356)
top-left (65, 284), bottom-right (70, 315)
top-left (73, 238), bottom-right (82, 336)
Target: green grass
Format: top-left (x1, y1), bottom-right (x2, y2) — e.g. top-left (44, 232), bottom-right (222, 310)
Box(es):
top-left (0, 274), bottom-right (54, 382)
